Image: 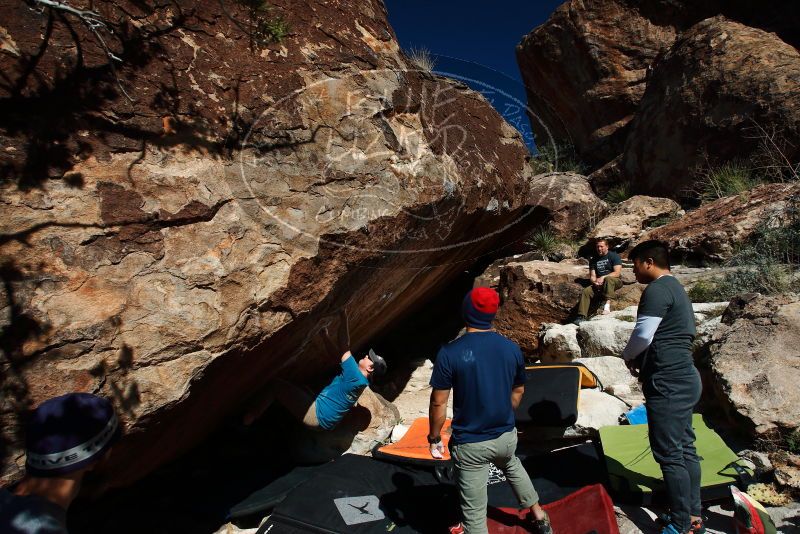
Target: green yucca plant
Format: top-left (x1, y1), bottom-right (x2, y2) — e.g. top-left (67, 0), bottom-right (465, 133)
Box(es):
top-left (604, 183), bottom-right (632, 205)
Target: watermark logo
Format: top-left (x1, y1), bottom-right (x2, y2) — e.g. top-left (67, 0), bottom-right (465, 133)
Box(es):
top-left (235, 54), bottom-right (559, 261)
top-left (334, 495), bottom-right (385, 525)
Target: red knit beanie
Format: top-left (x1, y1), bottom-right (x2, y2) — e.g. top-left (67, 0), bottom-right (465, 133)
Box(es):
top-left (462, 287), bottom-right (500, 329)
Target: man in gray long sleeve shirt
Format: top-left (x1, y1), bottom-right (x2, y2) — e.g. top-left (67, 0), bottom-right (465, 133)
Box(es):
top-left (622, 240), bottom-right (703, 534)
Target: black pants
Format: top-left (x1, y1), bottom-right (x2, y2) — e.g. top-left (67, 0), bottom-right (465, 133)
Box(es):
top-left (644, 367), bottom-right (702, 532)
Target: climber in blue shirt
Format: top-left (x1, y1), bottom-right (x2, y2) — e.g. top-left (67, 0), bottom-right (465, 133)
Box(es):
top-left (242, 313), bottom-right (386, 430)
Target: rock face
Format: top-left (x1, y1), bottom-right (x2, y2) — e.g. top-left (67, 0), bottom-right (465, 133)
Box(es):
top-left (708, 293), bottom-right (800, 439)
top-left (539, 301), bottom-right (727, 361)
top-left (572, 389), bottom-right (629, 437)
top-left (515, 0), bottom-right (679, 165)
top-left (389, 359), bottom-right (454, 423)
top-left (518, 2), bottom-right (800, 195)
top-left (0, 0), bottom-right (538, 489)
top-left (526, 173), bottom-right (608, 239)
top-left (622, 17), bottom-right (800, 196)
top-left (494, 261), bottom-right (587, 355)
top-left (576, 356), bottom-right (637, 391)
top-left (538, 323), bottom-right (581, 363)
top-left (637, 182), bottom-right (800, 262)
top-left (577, 316), bottom-right (636, 358)
top-left (589, 195), bottom-right (682, 247)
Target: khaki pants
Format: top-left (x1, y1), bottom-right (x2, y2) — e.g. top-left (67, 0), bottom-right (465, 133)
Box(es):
top-left (577, 276), bottom-right (623, 318)
top-left (246, 379), bottom-right (320, 428)
top-left (451, 429), bottom-right (539, 534)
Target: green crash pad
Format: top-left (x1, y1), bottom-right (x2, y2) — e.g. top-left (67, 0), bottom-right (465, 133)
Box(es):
top-left (599, 414), bottom-right (749, 504)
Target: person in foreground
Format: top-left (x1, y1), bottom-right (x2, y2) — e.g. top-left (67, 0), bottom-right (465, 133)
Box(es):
top-left (428, 287), bottom-right (552, 534)
top-left (0, 393), bottom-right (120, 534)
top-left (621, 240), bottom-right (703, 534)
top-left (243, 313), bottom-right (387, 430)
top-left (573, 238), bottom-right (622, 324)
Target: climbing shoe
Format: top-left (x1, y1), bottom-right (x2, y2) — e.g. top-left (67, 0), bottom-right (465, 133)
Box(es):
top-left (660, 523), bottom-right (684, 534)
top-left (529, 511), bottom-right (553, 534)
top-left (690, 518), bottom-right (706, 533)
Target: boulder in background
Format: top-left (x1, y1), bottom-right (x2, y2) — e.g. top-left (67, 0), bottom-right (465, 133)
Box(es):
top-left (708, 293), bottom-right (800, 439)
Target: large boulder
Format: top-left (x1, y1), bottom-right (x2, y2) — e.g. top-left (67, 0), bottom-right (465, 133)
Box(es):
top-left (576, 356), bottom-right (637, 391)
top-left (0, 0), bottom-right (538, 490)
top-left (589, 195), bottom-right (682, 248)
top-left (538, 323), bottom-right (581, 363)
top-left (515, 0), bottom-right (680, 165)
top-left (577, 314), bottom-right (636, 357)
top-left (540, 301), bottom-right (727, 360)
top-left (573, 389), bottom-right (629, 436)
top-left (527, 173), bottom-right (608, 239)
top-left (636, 182), bottom-right (800, 262)
top-left (707, 293), bottom-right (800, 439)
top-left (622, 17), bottom-right (800, 196)
top-left (517, 0), bottom-right (800, 180)
top-left (494, 261), bottom-right (587, 355)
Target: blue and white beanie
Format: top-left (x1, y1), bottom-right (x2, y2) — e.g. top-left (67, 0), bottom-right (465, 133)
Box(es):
top-left (25, 393), bottom-right (120, 477)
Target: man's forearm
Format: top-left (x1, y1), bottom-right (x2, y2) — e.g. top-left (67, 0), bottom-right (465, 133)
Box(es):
top-left (511, 386), bottom-right (524, 410)
top-left (428, 392), bottom-right (447, 439)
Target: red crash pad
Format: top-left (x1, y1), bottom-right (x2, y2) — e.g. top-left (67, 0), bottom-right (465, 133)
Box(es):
top-left (487, 484), bottom-right (619, 534)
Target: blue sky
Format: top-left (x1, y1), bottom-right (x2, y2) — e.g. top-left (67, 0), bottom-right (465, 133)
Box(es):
top-left (384, 0), bottom-right (563, 150)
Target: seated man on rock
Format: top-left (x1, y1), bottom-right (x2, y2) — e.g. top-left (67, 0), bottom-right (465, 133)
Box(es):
top-left (573, 238), bottom-right (623, 324)
top-left (242, 313), bottom-right (387, 430)
top-left (0, 393), bottom-right (121, 534)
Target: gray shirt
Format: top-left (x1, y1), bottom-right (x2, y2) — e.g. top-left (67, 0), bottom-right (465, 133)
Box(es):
top-left (637, 275), bottom-right (696, 379)
top-left (0, 488), bottom-right (68, 534)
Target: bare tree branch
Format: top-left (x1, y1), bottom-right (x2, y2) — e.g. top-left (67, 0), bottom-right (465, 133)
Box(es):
top-left (27, 0), bottom-right (136, 103)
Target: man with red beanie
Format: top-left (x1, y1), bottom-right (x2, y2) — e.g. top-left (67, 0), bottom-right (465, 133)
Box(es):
top-left (428, 287), bottom-right (551, 534)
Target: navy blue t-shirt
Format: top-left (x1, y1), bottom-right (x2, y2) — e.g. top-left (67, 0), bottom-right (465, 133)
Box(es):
top-left (430, 331), bottom-right (526, 444)
top-left (590, 251), bottom-right (622, 277)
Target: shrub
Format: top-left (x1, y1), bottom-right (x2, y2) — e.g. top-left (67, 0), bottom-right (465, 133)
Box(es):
top-left (526, 228), bottom-right (559, 259)
top-left (787, 429), bottom-right (800, 454)
top-left (688, 259), bottom-right (791, 303)
top-left (407, 47), bottom-right (436, 72)
top-left (237, 0), bottom-right (289, 45)
top-left (604, 183), bottom-right (632, 205)
top-left (645, 214), bottom-right (675, 229)
top-left (699, 160), bottom-right (757, 201)
top-left (757, 201), bottom-right (800, 266)
top-left (531, 142), bottom-right (587, 175)
top-left (717, 261), bottom-right (790, 297)
top-left (747, 121), bottom-right (800, 183)
top-left (259, 16), bottom-right (289, 42)
top-left (687, 279), bottom-right (721, 303)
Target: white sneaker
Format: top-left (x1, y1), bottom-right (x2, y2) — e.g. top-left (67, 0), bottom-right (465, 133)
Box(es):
top-left (602, 301), bottom-right (611, 315)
